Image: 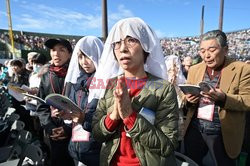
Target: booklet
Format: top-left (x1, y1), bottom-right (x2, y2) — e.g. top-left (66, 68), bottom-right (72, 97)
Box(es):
top-left (7, 84), bottom-right (36, 102)
top-left (7, 84), bottom-right (26, 101)
top-left (8, 84), bottom-right (27, 94)
top-left (126, 107), bottom-right (155, 138)
top-left (139, 107), bottom-right (155, 125)
top-left (23, 93), bottom-right (82, 113)
top-left (178, 84), bottom-right (201, 95)
top-left (20, 84), bottom-right (33, 93)
top-left (179, 81), bottom-right (214, 95)
top-left (23, 93), bottom-right (46, 103)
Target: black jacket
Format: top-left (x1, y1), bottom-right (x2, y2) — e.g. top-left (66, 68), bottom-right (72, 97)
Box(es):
top-left (36, 67), bottom-right (71, 138)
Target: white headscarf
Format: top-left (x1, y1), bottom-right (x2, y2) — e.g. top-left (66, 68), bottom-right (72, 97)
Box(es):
top-left (65, 36), bottom-right (103, 84)
top-left (164, 55), bottom-right (186, 85)
top-left (88, 17), bottom-right (168, 101)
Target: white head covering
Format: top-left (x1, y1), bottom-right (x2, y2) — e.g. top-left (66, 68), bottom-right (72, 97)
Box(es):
top-left (65, 36), bottom-right (103, 84)
top-left (164, 55), bottom-right (186, 85)
top-left (88, 17), bottom-right (168, 101)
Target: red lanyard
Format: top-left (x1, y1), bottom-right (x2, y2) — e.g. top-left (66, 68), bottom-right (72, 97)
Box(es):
top-left (77, 90), bottom-right (90, 113)
top-left (77, 91), bottom-right (83, 107)
top-left (49, 72), bottom-right (65, 95)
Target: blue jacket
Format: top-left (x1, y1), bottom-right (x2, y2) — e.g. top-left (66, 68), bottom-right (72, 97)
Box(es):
top-left (66, 71), bottom-right (101, 163)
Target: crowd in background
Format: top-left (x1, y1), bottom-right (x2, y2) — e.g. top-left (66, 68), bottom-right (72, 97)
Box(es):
top-left (0, 31), bottom-right (78, 51)
top-left (0, 22), bottom-right (250, 166)
top-left (160, 29), bottom-right (250, 61)
top-left (1, 28), bottom-right (250, 62)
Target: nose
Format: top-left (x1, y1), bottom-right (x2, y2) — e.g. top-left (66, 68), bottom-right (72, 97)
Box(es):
top-left (204, 50), bottom-right (211, 59)
top-left (52, 50), bottom-right (59, 57)
top-left (119, 40), bottom-right (128, 52)
top-left (82, 56), bottom-right (88, 65)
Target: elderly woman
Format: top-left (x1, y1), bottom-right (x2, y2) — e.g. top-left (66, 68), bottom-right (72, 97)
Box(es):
top-left (91, 17), bottom-right (179, 166)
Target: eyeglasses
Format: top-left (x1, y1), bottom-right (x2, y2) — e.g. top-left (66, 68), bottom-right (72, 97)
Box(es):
top-left (111, 37), bottom-right (139, 50)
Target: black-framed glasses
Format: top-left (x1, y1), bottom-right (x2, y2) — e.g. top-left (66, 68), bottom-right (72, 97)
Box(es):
top-left (111, 37), bottom-right (139, 50)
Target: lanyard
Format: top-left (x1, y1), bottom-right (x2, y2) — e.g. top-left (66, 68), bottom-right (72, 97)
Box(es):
top-left (49, 72), bottom-right (65, 95)
top-left (77, 90), bottom-right (83, 107)
top-left (204, 68), bottom-right (223, 89)
top-left (77, 90), bottom-right (90, 113)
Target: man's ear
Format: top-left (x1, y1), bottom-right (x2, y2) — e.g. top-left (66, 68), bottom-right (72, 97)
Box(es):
top-left (223, 46), bottom-right (229, 54)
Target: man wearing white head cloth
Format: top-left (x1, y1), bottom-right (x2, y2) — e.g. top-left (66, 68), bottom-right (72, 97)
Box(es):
top-left (91, 17), bottom-right (178, 166)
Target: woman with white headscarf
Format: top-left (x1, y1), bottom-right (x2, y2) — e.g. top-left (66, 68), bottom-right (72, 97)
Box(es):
top-left (165, 55), bottom-right (186, 142)
top-left (91, 17), bottom-right (178, 166)
top-left (165, 55), bottom-right (186, 85)
top-left (63, 36), bottom-right (103, 166)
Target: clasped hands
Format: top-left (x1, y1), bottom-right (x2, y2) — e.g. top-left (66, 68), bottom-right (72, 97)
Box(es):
top-left (109, 76), bottom-right (133, 120)
top-left (185, 87), bottom-right (226, 104)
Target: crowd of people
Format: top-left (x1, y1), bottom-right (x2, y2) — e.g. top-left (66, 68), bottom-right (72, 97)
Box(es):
top-left (0, 17), bottom-right (250, 166)
top-left (160, 28), bottom-right (250, 62)
top-left (1, 28), bottom-right (250, 62)
top-left (0, 30), bottom-right (78, 51)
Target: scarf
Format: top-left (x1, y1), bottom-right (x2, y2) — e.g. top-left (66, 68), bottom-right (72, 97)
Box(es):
top-left (49, 63), bottom-right (68, 77)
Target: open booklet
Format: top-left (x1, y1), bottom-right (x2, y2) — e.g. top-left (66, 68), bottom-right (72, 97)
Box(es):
top-left (179, 81), bottom-right (214, 95)
top-left (8, 84), bottom-right (27, 94)
top-left (23, 93), bottom-right (82, 113)
top-left (7, 84), bottom-right (29, 101)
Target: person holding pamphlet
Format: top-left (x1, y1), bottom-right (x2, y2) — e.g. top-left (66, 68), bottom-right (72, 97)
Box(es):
top-left (183, 30), bottom-right (250, 166)
top-left (23, 53), bottom-right (48, 135)
top-left (91, 17), bottom-right (179, 166)
top-left (8, 59), bottom-right (32, 129)
top-left (61, 36), bottom-right (103, 166)
top-left (36, 38), bottom-right (75, 166)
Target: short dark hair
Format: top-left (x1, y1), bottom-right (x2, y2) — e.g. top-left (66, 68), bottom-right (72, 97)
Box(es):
top-left (32, 53), bottom-right (47, 65)
top-left (201, 30), bottom-right (228, 47)
top-left (10, 59), bottom-right (24, 68)
top-left (143, 51), bottom-right (149, 63)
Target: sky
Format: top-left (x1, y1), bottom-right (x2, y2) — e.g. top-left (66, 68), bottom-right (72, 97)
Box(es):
top-left (0, 0), bottom-right (250, 38)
